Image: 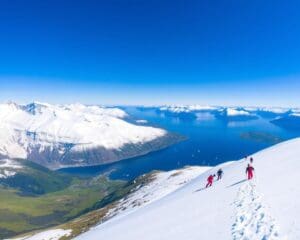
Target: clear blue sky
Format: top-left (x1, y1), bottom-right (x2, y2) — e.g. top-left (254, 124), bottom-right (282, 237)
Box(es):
top-left (1, 0), bottom-right (300, 107)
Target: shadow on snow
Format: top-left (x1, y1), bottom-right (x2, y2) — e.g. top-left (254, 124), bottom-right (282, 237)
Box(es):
top-left (227, 179), bottom-right (247, 188)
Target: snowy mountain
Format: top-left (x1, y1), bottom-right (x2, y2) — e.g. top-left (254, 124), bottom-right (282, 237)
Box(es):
top-left (159, 105), bottom-right (219, 113)
top-left (0, 102), bottom-right (180, 169)
top-left (224, 108), bottom-right (252, 116)
top-left (158, 105), bottom-right (297, 115)
top-left (75, 138), bottom-right (300, 240)
top-left (215, 107), bottom-right (258, 121)
top-left (158, 105), bottom-right (258, 121)
top-left (156, 105), bottom-right (300, 125)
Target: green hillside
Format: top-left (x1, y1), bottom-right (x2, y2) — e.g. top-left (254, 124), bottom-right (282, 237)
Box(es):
top-left (0, 159), bottom-right (125, 239)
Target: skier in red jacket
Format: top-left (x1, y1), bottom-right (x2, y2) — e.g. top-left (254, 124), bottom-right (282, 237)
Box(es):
top-left (206, 174), bottom-right (214, 188)
top-left (246, 164), bottom-right (254, 180)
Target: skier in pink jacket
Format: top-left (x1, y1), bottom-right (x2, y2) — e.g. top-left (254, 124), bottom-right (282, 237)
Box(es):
top-left (246, 164), bottom-right (254, 180)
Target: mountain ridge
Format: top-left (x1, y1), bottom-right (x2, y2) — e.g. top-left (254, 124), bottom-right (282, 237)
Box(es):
top-left (0, 102), bottom-right (182, 169)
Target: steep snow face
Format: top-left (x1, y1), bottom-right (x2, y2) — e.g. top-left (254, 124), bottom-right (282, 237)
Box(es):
top-left (0, 102), bottom-right (169, 169)
top-left (76, 138), bottom-right (300, 240)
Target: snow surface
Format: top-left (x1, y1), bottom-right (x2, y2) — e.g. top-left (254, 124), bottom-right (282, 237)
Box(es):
top-left (0, 102), bottom-right (167, 167)
top-left (232, 181), bottom-right (280, 239)
top-left (7, 167), bottom-right (208, 240)
top-left (105, 166), bottom-right (210, 221)
top-left (225, 108), bottom-right (252, 116)
top-left (6, 229), bottom-right (72, 240)
top-left (0, 159), bottom-right (22, 178)
top-left (76, 138), bottom-right (300, 240)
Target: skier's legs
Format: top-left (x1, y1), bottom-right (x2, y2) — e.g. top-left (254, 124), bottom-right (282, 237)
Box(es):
top-left (248, 171), bottom-right (253, 180)
top-left (206, 181), bottom-right (212, 188)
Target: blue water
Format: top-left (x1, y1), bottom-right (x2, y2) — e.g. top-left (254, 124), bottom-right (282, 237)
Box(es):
top-left (59, 107), bottom-right (300, 180)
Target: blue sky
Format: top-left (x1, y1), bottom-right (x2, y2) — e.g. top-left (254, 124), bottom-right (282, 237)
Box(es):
top-left (1, 0), bottom-right (300, 107)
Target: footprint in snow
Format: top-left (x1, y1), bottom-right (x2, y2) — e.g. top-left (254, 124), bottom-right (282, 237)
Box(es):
top-left (232, 181), bottom-right (283, 240)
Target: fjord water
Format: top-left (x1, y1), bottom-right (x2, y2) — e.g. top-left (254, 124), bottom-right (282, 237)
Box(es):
top-left (60, 107), bottom-right (300, 180)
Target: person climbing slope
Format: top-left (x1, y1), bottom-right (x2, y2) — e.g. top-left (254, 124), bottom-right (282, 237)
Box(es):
top-left (250, 157), bottom-right (254, 164)
top-left (206, 174), bottom-right (215, 188)
top-left (246, 164), bottom-right (254, 180)
top-left (217, 168), bottom-right (223, 180)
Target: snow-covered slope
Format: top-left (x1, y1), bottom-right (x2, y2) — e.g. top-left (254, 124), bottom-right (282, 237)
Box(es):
top-left (0, 102), bottom-right (178, 169)
top-left (8, 229), bottom-right (72, 240)
top-left (8, 167), bottom-right (208, 240)
top-left (76, 138), bottom-right (300, 240)
top-left (104, 166), bottom-right (210, 221)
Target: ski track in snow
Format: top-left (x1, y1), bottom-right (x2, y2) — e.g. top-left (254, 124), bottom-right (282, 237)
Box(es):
top-left (232, 181), bottom-right (282, 240)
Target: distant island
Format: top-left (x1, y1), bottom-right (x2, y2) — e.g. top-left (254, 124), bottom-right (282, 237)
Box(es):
top-left (240, 131), bottom-right (284, 145)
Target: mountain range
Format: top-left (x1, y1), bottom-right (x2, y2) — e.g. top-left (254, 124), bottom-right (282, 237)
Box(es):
top-left (0, 102), bottom-right (181, 169)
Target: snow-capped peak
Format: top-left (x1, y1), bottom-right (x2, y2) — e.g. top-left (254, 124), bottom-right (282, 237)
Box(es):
top-left (0, 102), bottom-right (171, 169)
top-left (225, 108), bottom-right (251, 116)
